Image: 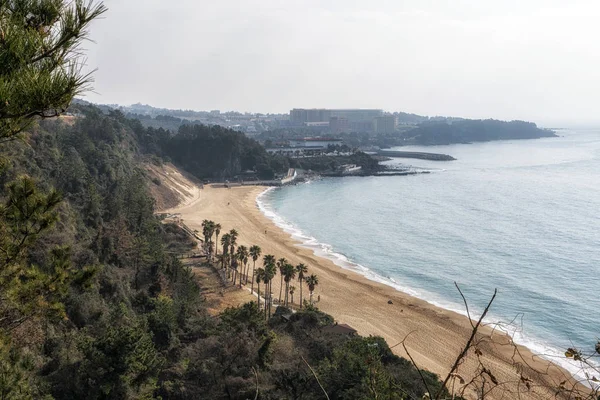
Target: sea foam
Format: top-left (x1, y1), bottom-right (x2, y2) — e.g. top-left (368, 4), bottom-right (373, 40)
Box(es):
top-left (255, 186), bottom-right (597, 384)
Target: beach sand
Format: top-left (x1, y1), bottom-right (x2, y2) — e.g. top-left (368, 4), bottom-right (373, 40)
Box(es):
top-left (166, 185), bottom-right (582, 399)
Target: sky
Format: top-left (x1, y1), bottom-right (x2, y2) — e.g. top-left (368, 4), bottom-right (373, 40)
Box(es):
top-left (82, 0), bottom-right (600, 126)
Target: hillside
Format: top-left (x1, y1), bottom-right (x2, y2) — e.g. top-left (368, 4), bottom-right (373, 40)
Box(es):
top-left (408, 119), bottom-right (557, 145)
top-left (144, 161), bottom-right (201, 211)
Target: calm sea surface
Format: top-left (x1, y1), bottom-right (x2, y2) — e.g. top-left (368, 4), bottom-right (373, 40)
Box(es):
top-left (258, 129), bottom-right (600, 375)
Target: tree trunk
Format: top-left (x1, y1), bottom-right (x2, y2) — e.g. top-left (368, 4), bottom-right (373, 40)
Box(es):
top-left (309, 291), bottom-right (313, 305)
top-left (264, 282), bottom-right (269, 315)
top-left (268, 281), bottom-right (273, 318)
top-left (251, 261), bottom-right (256, 293)
top-left (299, 279), bottom-right (303, 308)
top-left (257, 282), bottom-right (261, 309)
top-left (279, 275), bottom-right (283, 304)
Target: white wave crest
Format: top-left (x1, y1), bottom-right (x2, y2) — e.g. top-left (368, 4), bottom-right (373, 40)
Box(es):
top-left (255, 187), bottom-right (596, 384)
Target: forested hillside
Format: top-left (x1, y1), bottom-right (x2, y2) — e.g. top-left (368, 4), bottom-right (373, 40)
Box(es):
top-left (409, 120), bottom-right (557, 145)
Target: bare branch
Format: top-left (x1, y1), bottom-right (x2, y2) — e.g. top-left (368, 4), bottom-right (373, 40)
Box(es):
top-left (455, 281), bottom-right (475, 329)
top-left (434, 288), bottom-right (497, 399)
top-left (395, 330), bottom-right (434, 400)
top-left (301, 355), bottom-right (330, 400)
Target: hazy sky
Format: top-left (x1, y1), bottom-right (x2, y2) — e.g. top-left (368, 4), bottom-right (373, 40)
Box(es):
top-left (83, 0), bottom-right (600, 125)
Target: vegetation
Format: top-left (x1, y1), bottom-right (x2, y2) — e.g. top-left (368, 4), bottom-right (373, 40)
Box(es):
top-left (409, 119), bottom-right (557, 145)
top-left (289, 151), bottom-right (382, 174)
top-left (155, 124), bottom-right (288, 180)
top-left (258, 119), bottom-right (556, 150)
top-left (0, 0), bottom-right (107, 142)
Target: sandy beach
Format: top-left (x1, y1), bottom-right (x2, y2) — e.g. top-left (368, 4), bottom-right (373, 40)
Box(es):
top-left (165, 184), bottom-right (582, 399)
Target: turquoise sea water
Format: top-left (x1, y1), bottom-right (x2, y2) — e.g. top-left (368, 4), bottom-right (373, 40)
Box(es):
top-left (257, 129), bottom-right (600, 377)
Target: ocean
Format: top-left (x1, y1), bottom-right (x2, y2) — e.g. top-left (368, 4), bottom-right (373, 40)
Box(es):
top-left (257, 128), bottom-right (600, 378)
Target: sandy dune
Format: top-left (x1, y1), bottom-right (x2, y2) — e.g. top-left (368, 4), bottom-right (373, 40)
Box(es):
top-left (166, 184), bottom-right (582, 399)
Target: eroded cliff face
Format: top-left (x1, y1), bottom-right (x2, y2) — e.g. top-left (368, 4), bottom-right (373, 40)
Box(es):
top-left (144, 162), bottom-right (201, 211)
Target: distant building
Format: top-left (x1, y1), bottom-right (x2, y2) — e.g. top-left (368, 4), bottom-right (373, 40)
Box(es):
top-left (340, 164), bottom-right (362, 175)
top-left (330, 116), bottom-right (349, 133)
top-left (350, 120), bottom-right (373, 132)
top-left (266, 137), bottom-right (343, 158)
top-left (291, 108), bottom-right (331, 124)
top-left (266, 146), bottom-right (326, 157)
top-left (288, 138), bottom-right (343, 149)
top-left (290, 108), bottom-right (383, 132)
top-left (373, 116), bottom-right (396, 133)
top-left (329, 109), bottom-right (383, 122)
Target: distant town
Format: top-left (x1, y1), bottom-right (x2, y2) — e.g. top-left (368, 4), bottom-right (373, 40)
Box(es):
top-left (73, 100), bottom-right (555, 152)
top-left (77, 100), bottom-right (461, 136)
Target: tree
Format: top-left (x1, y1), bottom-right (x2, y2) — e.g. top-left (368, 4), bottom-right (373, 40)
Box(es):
top-left (255, 268), bottom-right (265, 310)
top-left (283, 263), bottom-right (296, 307)
top-left (296, 263), bottom-right (308, 308)
top-left (0, 0), bottom-right (107, 142)
top-left (249, 245), bottom-right (261, 292)
top-left (277, 257), bottom-right (287, 303)
top-left (220, 233), bottom-right (231, 270)
top-left (262, 255), bottom-right (276, 318)
top-left (214, 223), bottom-right (222, 256)
top-left (265, 264), bottom-right (276, 318)
top-left (235, 245), bottom-right (248, 286)
top-left (0, 176), bottom-right (82, 332)
top-left (76, 317), bottom-right (164, 399)
top-left (231, 257), bottom-right (239, 285)
top-left (228, 229), bottom-right (238, 270)
top-left (305, 274), bottom-right (319, 305)
top-left (201, 219), bottom-right (215, 259)
top-left (289, 285), bottom-right (296, 305)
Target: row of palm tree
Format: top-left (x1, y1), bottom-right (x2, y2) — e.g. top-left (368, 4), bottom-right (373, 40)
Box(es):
top-left (255, 256), bottom-right (319, 318)
top-left (201, 219), bottom-right (221, 261)
top-left (202, 220), bottom-right (319, 316)
top-left (199, 220), bottom-right (321, 317)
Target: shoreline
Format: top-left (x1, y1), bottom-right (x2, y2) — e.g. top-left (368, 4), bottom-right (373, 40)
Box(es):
top-left (167, 184), bottom-right (583, 399)
top-left (255, 186), bottom-right (588, 382)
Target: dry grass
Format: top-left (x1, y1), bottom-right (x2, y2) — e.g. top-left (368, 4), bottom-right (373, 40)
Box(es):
top-left (183, 259), bottom-right (256, 316)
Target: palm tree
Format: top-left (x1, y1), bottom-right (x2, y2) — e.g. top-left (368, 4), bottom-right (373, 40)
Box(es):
top-left (283, 263), bottom-right (296, 306)
top-left (276, 257), bottom-right (288, 303)
top-left (231, 257), bottom-right (239, 284)
top-left (262, 255), bottom-right (276, 318)
top-left (242, 254), bottom-right (249, 285)
top-left (201, 220), bottom-right (216, 259)
top-left (236, 245), bottom-right (249, 286)
top-left (214, 223), bottom-right (222, 256)
top-left (266, 263), bottom-right (277, 318)
top-left (305, 274), bottom-right (319, 305)
top-left (296, 263), bottom-right (308, 308)
top-left (255, 267), bottom-right (265, 310)
top-left (228, 229), bottom-right (238, 269)
top-left (220, 233), bottom-right (231, 270)
top-left (249, 245), bottom-right (261, 291)
top-left (201, 220), bottom-right (209, 255)
top-left (289, 285), bottom-right (296, 305)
